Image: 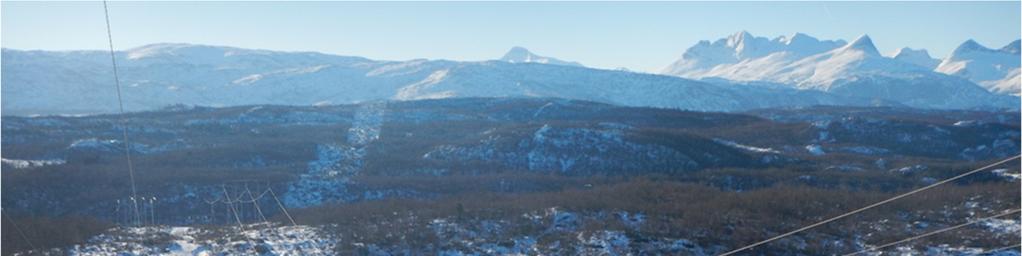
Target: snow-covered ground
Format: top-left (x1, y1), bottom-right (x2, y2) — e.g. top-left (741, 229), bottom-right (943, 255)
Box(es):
top-left (284, 102), bottom-right (386, 207)
top-left (69, 224), bottom-right (336, 256)
top-left (1, 158), bottom-right (65, 169)
top-left (713, 138), bottom-right (781, 154)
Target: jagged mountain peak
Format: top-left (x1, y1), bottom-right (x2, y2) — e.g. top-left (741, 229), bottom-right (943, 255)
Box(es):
top-left (726, 30), bottom-right (755, 47)
top-left (661, 33), bottom-right (1018, 108)
top-left (662, 31), bottom-right (847, 76)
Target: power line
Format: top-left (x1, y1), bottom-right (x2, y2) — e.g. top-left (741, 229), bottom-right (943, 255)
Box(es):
top-left (103, 0), bottom-right (142, 227)
top-left (719, 155), bottom-right (1021, 256)
top-left (223, 185), bottom-right (243, 226)
top-left (245, 185), bottom-right (268, 222)
top-left (981, 243), bottom-right (1021, 255)
top-left (205, 197), bottom-right (218, 224)
top-left (268, 187), bottom-right (297, 226)
top-left (843, 209), bottom-right (1021, 256)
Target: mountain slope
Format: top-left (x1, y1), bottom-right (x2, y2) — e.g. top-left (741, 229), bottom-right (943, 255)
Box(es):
top-left (660, 32), bottom-right (1019, 109)
top-left (936, 39), bottom-right (1021, 95)
top-left (499, 47), bottom-right (583, 67)
top-left (2, 44), bottom-right (883, 115)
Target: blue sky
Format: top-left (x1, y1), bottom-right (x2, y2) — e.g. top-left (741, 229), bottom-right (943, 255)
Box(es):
top-left (3, 1), bottom-right (1019, 72)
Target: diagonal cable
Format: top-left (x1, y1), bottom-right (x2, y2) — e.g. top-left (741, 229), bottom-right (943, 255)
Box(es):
top-left (843, 209), bottom-right (1021, 256)
top-left (719, 155), bottom-right (1020, 256)
top-left (103, 0), bottom-right (142, 227)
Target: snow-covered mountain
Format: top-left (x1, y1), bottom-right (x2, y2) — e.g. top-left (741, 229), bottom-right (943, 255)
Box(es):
top-left (3, 40), bottom-right (1017, 115)
top-left (936, 39), bottom-right (1021, 95)
top-left (661, 32), bottom-right (1019, 109)
top-left (2, 43), bottom-right (888, 115)
top-left (890, 47), bottom-right (940, 69)
top-left (499, 46), bottom-right (583, 67)
top-left (660, 31), bottom-right (846, 77)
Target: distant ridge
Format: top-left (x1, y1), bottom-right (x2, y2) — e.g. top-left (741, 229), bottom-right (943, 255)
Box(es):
top-left (499, 46), bottom-right (584, 67)
top-left (660, 31), bottom-right (1019, 107)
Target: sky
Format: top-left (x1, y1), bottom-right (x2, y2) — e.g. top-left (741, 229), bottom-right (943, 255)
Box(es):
top-left (2, 1), bottom-right (1020, 72)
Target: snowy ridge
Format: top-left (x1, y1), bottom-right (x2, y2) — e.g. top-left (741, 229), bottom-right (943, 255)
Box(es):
top-left (2, 39), bottom-right (1018, 115)
top-left (1, 158), bottom-right (66, 169)
top-left (2, 44), bottom-right (837, 115)
top-left (936, 39), bottom-right (1021, 95)
top-left (986, 68), bottom-right (1022, 96)
top-left (661, 32), bottom-right (1019, 109)
top-left (890, 47), bottom-right (940, 69)
top-left (661, 31), bottom-right (846, 77)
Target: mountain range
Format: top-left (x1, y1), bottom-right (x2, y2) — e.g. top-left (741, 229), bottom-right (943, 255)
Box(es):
top-left (662, 31), bottom-right (1021, 98)
top-left (2, 32), bottom-right (1018, 115)
top-left (0, 44), bottom-right (882, 115)
top-left (935, 39), bottom-right (1021, 95)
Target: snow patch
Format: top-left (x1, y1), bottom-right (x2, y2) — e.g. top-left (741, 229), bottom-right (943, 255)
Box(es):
top-left (713, 138), bottom-right (780, 154)
top-left (1, 158), bottom-right (66, 169)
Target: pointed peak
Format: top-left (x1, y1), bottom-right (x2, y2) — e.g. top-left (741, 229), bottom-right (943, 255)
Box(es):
top-left (499, 46), bottom-right (583, 67)
top-left (961, 39), bottom-right (982, 47)
top-left (841, 34), bottom-right (880, 55)
top-left (953, 39), bottom-right (991, 54)
top-left (501, 46), bottom-right (534, 61)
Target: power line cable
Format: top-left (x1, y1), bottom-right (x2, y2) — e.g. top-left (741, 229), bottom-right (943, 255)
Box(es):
top-left (843, 209), bottom-right (1021, 256)
top-left (223, 185), bottom-right (243, 226)
top-left (719, 155), bottom-right (1020, 256)
top-left (102, 0), bottom-right (142, 227)
top-left (981, 243), bottom-right (1021, 255)
top-left (246, 185), bottom-right (268, 222)
top-left (204, 197), bottom-right (218, 224)
top-left (268, 187), bottom-right (297, 226)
